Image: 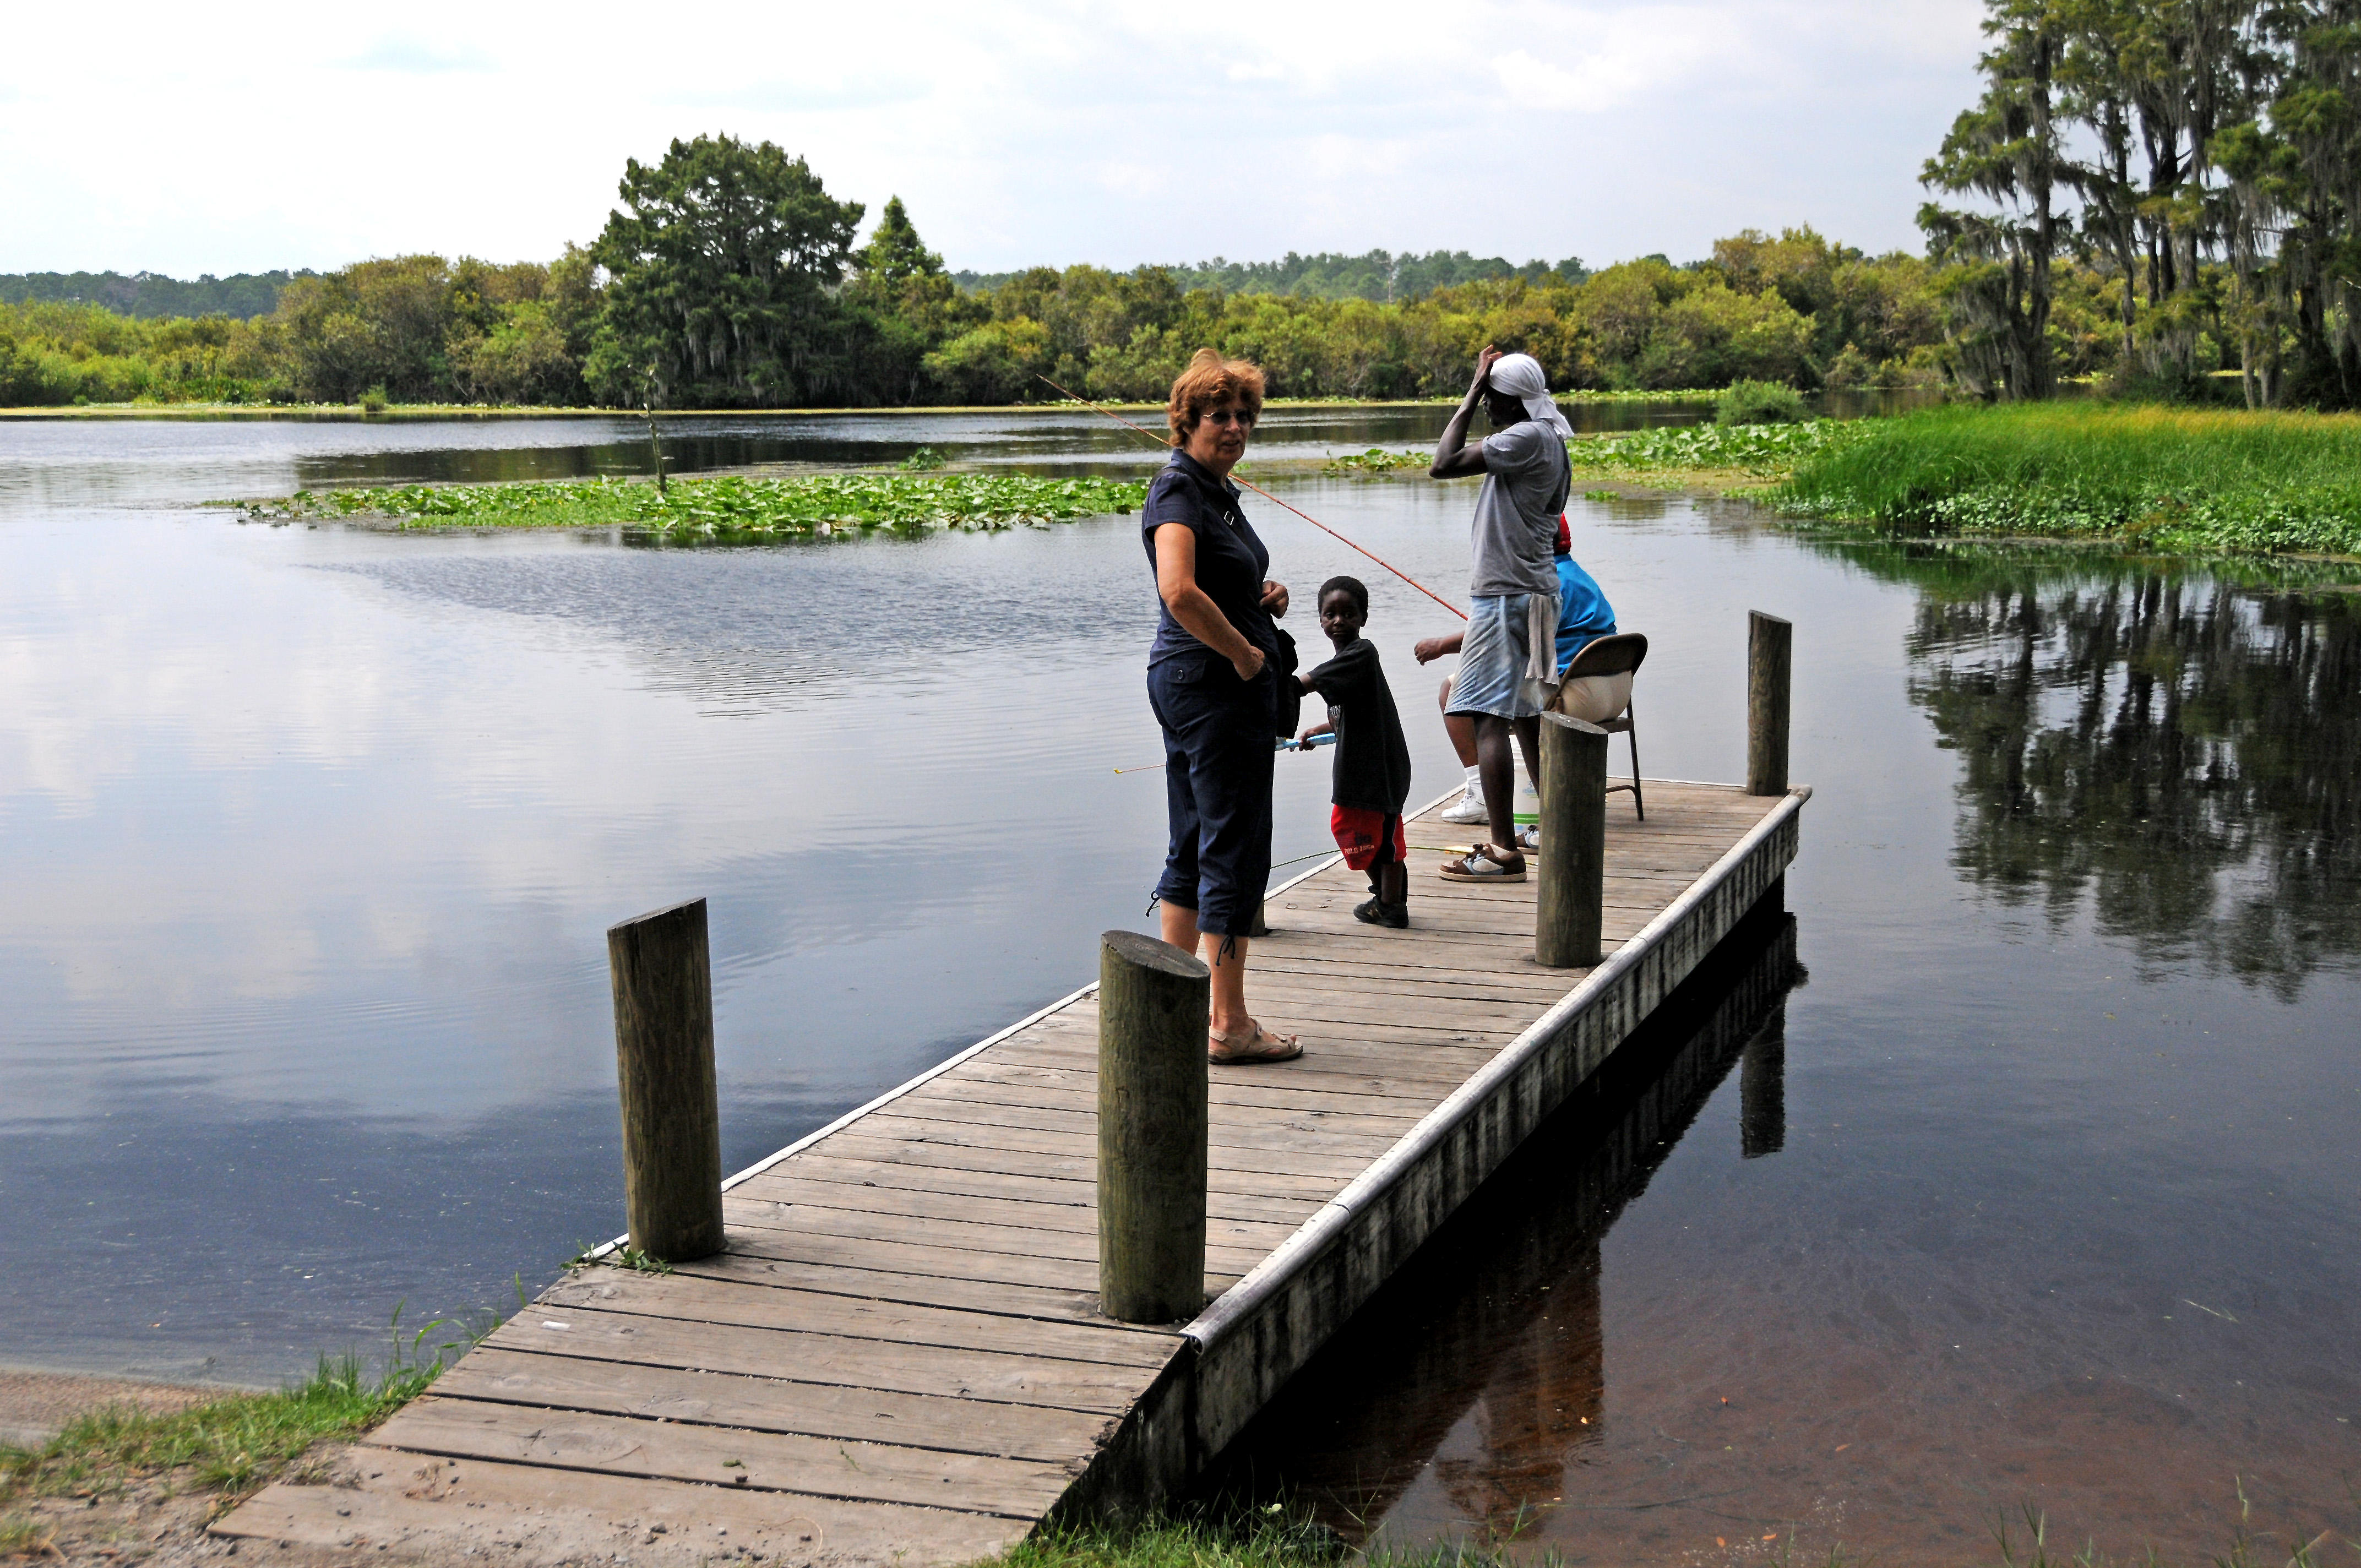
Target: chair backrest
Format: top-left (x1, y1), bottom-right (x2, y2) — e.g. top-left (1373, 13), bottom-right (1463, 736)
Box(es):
top-left (1561, 631), bottom-right (1648, 680)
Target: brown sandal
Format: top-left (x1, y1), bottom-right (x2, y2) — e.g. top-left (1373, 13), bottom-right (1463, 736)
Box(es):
top-left (1209, 1019), bottom-right (1302, 1064)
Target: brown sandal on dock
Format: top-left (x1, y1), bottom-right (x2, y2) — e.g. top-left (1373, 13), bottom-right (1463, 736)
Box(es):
top-left (1209, 1019), bottom-right (1302, 1065)
top-left (1439, 843), bottom-right (1526, 883)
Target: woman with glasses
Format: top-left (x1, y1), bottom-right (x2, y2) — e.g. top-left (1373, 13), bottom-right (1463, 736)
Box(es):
top-left (1143, 349), bottom-right (1302, 1064)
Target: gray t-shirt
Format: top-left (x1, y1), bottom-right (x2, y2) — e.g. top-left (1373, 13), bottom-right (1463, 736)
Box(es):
top-left (1468, 421), bottom-right (1571, 597)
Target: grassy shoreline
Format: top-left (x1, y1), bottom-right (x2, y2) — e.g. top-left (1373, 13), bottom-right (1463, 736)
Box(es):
top-left (1771, 402), bottom-right (2361, 555)
top-left (0, 1353), bottom-right (450, 1558)
top-left (1546, 404), bottom-right (2361, 557)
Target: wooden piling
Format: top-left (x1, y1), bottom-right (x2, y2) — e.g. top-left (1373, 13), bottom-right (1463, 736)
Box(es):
top-left (1096, 930), bottom-right (1210, 1323)
top-left (1748, 611), bottom-right (1791, 796)
top-left (1535, 714), bottom-right (1609, 968)
top-left (1740, 1024), bottom-right (1787, 1158)
top-left (607, 897), bottom-right (724, 1261)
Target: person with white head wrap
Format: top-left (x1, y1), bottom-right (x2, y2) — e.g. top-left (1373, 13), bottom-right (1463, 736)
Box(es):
top-left (1484, 352), bottom-right (1575, 439)
top-left (1416, 344), bottom-right (1574, 883)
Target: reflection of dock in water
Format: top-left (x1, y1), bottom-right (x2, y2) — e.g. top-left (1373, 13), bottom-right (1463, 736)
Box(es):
top-left (1199, 902), bottom-right (1803, 1540)
top-left (220, 780), bottom-right (1808, 1566)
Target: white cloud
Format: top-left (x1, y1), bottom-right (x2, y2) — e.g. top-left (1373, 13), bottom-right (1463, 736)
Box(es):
top-left (340, 37), bottom-right (497, 74)
top-left (0, 0), bottom-right (1987, 278)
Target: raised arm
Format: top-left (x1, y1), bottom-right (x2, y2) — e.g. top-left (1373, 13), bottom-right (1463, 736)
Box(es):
top-left (1431, 345), bottom-right (1504, 480)
top-left (1155, 523), bottom-right (1266, 682)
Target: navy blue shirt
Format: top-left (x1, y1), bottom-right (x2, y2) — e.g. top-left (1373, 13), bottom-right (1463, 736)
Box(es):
top-left (1142, 450), bottom-right (1279, 667)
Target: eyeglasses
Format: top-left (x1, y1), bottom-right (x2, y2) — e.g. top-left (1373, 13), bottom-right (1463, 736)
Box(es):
top-left (1201, 408), bottom-right (1257, 427)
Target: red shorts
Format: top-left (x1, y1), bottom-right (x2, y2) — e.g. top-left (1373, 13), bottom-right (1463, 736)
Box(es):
top-left (1330, 807), bottom-right (1406, 872)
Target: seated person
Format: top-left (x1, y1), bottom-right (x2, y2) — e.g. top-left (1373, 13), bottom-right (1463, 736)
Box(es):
top-left (1416, 517), bottom-right (1615, 825)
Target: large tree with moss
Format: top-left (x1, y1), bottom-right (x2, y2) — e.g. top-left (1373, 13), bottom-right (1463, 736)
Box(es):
top-left (587, 134), bottom-right (864, 408)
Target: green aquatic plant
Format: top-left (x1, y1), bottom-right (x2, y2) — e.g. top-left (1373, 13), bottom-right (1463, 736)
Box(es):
top-left (238, 470), bottom-right (1147, 535)
top-left (900, 445), bottom-right (946, 470)
top-left (1568, 418), bottom-right (1862, 476)
top-left (1323, 447), bottom-right (1427, 475)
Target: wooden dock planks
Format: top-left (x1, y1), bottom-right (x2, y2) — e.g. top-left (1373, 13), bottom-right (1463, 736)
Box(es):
top-left (217, 781), bottom-right (1802, 1567)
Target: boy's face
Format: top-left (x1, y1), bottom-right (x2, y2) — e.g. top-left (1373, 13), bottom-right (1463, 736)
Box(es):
top-left (1318, 589), bottom-right (1366, 645)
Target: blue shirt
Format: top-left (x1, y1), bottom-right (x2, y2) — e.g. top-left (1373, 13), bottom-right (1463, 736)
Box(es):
top-left (1141, 450), bottom-right (1279, 667)
top-left (1556, 554), bottom-right (1617, 667)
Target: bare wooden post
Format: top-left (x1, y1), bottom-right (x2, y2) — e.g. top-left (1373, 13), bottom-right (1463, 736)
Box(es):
top-left (1535, 713), bottom-right (1608, 968)
top-left (1097, 930), bottom-right (1209, 1322)
top-left (1748, 611), bottom-right (1792, 795)
top-left (607, 897), bottom-right (723, 1261)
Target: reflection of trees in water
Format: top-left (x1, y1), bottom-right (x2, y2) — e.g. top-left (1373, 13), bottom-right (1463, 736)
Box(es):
top-left (1874, 545), bottom-right (2360, 993)
top-left (1201, 903), bottom-right (1801, 1543)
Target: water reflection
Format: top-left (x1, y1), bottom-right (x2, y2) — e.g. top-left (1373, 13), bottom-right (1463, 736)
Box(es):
top-left (1840, 545), bottom-right (2361, 995)
top-left (1203, 900), bottom-right (1802, 1543)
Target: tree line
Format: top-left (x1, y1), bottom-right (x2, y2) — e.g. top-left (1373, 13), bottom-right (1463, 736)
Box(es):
top-left (0, 269), bottom-right (305, 319)
top-left (17, 14), bottom-right (2361, 418)
top-left (0, 145), bottom-right (1960, 411)
top-left (951, 250), bottom-right (1592, 302)
top-left (1926, 0), bottom-right (2361, 406)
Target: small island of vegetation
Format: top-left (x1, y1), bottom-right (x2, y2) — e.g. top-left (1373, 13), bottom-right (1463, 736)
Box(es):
top-left (243, 471), bottom-right (1147, 535)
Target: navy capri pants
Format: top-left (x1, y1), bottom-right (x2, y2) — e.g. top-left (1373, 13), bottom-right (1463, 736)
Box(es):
top-left (1147, 654), bottom-right (1276, 939)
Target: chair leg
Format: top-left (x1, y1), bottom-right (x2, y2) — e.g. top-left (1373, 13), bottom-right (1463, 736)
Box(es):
top-left (1626, 700), bottom-right (1645, 820)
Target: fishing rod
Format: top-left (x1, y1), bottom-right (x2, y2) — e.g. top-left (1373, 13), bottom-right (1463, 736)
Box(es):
top-left (1037, 374), bottom-right (1468, 622)
top-left (1112, 732), bottom-right (1335, 775)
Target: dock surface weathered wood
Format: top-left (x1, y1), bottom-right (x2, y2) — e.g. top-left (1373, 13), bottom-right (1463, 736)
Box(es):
top-left (220, 781), bottom-right (1804, 1566)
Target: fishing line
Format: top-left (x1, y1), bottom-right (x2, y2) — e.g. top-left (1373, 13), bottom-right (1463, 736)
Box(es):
top-left (1112, 733), bottom-right (1334, 774)
top-left (1036, 374), bottom-right (1468, 622)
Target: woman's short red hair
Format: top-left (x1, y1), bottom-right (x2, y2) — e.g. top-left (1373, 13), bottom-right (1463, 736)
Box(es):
top-left (1167, 348), bottom-right (1266, 446)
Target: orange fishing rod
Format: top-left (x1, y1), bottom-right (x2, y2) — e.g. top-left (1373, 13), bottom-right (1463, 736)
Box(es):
top-left (1036, 374), bottom-right (1468, 622)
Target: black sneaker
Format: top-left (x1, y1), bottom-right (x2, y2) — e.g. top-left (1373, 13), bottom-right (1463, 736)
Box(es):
top-left (1353, 897), bottom-right (1409, 929)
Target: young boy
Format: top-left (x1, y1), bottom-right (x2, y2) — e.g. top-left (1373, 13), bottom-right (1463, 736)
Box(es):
top-left (1295, 575), bottom-right (1414, 928)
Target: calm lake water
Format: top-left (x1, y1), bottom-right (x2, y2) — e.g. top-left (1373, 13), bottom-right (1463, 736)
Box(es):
top-left (1, 407), bottom-right (2354, 1565)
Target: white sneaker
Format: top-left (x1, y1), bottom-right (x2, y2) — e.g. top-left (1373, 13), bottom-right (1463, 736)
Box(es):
top-left (1438, 789), bottom-right (1489, 823)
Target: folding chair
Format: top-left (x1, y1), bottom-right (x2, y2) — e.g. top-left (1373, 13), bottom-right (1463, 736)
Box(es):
top-left (1552, 632), bottom-right (1649, 819)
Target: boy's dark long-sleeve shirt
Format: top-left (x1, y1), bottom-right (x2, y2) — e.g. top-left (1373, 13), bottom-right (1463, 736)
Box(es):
top-left (1306, 640), bottom-right (1413, 814)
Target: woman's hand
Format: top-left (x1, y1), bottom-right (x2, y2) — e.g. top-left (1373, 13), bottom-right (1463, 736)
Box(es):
top-left (1231, 645), bottom-right (1267, 683)
top-left (1260, 580), bottom-right (1290, 617)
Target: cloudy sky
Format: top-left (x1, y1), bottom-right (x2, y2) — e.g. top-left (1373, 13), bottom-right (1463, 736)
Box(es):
top-left (3, 1), bottom-right (1987, 279)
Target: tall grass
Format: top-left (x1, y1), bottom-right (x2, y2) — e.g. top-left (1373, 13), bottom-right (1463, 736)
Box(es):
top-left (1775, 402), bottom-right (2361, 554)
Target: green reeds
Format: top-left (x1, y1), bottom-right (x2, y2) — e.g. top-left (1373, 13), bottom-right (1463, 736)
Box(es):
top-left (1774, 401), bottom-right (2361, 555)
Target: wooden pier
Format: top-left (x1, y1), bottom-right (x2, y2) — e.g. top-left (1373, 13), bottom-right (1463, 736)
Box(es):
top-left (220, 778), bottom-right (1808, 1567)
